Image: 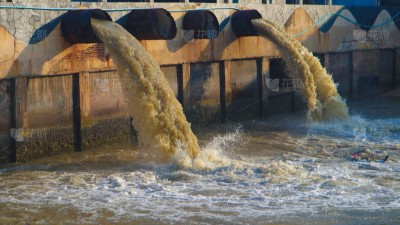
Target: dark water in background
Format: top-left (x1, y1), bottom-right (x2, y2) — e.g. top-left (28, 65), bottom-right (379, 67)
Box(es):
top-left (0, 90), bottom-right (399, 225)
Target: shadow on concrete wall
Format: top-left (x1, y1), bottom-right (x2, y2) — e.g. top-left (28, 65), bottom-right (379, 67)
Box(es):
top-left (6, 16), bottom-right (72, 77)
top-left (29, 15), bottom-right (63, 44)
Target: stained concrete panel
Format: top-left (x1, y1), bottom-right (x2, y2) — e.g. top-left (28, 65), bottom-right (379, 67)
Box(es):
top-left (352, 50), bottom-right (380, 99)
top-left (229, 59), bottom-right (260, 120)
top-left (0, 79), bottom-right (13, 163)
top-left (0, 79), bottom-right (12, 135)
top-left (82, 71), bottom-right (131, 150)
top-left (160, 65), bottom-right (179, 98)
top-left (88, 71), bottom-right (128, 119)
top-left (396, 49), bottom-right (400, 89)
top-left (379, 49), bottom-right (395, 93)
top-left (15, 75), bottom-right (75, 162)
top-left (325, 52), bottom-right (352, 98)
top-left (267, 92), bottom-right (295, 114)
top-left (186, 62), bottom-right (221, 124)
top-left (266, 58), bottom-right (297, 114)
top-left (26, 76), bottom-right (73, 128)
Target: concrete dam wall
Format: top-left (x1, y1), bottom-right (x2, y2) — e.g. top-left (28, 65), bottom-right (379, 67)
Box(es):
top-left (1, 1), bottom-right (400, 163)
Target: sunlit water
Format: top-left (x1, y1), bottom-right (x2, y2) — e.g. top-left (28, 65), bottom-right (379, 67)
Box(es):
top-left (1, 91), bottom-right (399, 225)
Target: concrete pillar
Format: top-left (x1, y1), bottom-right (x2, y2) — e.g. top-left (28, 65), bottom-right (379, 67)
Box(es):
top-left (185, 0), bottom-right (190, 3)
top-left (261, 57), bottom-right (270, 117)
top-left (352, 50), bottom-right (380, 99)
top-left (327, 0), bottom-right (332, 5)
top-left (395, 48), bottom-right (400, 89)
top-left (325, 52), bottom-right (353, 99)
top-left (15, 77), bottom-right (28, 130)
top-left (379, 49), bottom-right (395, 93)
top-left (182, 63), bottom-right (191, 109)
top-left (72, 74), bottom-right (82, 152)
top-left (218, 62), bottom-right (227, 121)
top-left (0, 79), bottom-right (16, 163)
top-left (80, 72), bottom-right (90, 121)
top-left (224, 60), bottom-right (232, 110)
top-left (299, 0), bottom-right (303, 4)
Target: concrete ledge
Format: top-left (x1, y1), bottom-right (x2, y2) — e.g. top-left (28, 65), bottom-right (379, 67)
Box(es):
top-left (15, 126), bottom-right (74, 163)
top-left (81, 116), bottom-right (134, 150)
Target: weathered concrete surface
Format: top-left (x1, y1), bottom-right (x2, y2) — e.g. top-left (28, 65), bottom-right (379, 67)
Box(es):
top-left (84, 71), bottom-right (127, 121)
top-left (1, 3), bottom-right (400, 78)
top-left (25, 76), bottom-right (73, 128)
top-left (352, 49), bottom-right (380, 99)
top-left (15, 126), bottom-right (74, 163)
top-left (0, 79), bottom-right (13, 163)
top-left (161, 65), bottom-right (180, 99)
top-left (267, 92), bottom-right (295, 114)
top-left (379, 49), bottom-right (396, 94)
top-left (79, 70), bottom-right (132, 150)
top-left (10, 75), bottom-right (75, 162)
top-left (1, 2), bottom-right (400, 163)
top-left (81, 117), bottom-right (132, 151)
top-left (0, 71), bottom-right (135, 162)
top-left (395, 49), bottom-right (400, 89)
top-left (228, 59), bottom-right (261, 120)
top-left (185, 62), bottom-right (222, 124)
top-left (325, 52), bottom-right (353, 99)
top-left (0, 79), bottom-right (12, 135)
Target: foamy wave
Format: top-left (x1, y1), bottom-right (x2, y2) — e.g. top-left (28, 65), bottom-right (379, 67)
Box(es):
top-left (1, 153), bottom-right (399, 224)
top-left (171, 128), bottom-right (243, 169)
top-left (307, 115), bottom-right (400, 144)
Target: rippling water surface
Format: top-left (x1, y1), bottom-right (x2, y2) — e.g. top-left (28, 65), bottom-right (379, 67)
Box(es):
top-left (0, 92), bottom-right (399, 224)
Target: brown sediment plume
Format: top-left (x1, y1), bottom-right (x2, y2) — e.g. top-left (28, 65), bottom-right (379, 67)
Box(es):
top-left (91, 18), bottom-right (200, 160)
top-left (251, 19), bottom-right (349, 122)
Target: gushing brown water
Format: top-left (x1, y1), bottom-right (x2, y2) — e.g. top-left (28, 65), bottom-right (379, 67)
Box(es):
top-left (251, 19), bottom-right (349, 121)
top-left (91, 19), bottom-right (200, 160)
